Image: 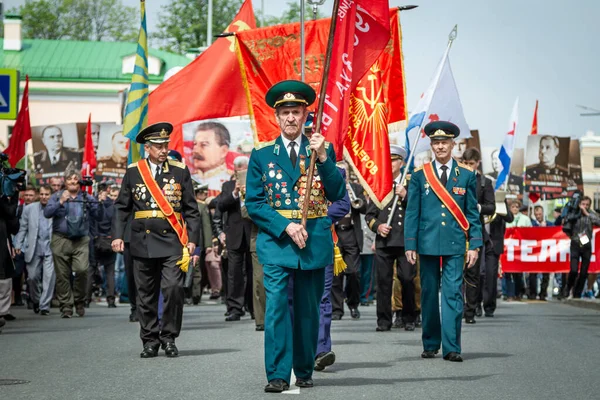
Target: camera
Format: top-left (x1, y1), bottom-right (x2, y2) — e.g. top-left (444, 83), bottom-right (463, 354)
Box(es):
top-left (0, 153), bottom-right (27, 198)
top-left (79, 175), bottom-right (94, 187)
top-left (562, 190), bottom-right (582, 236)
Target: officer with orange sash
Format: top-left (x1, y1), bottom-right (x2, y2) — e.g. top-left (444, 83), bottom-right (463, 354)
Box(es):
top-left (404, 121), bottom-right (482, 362)
top-left (112, 123), bottom-right (200, 358)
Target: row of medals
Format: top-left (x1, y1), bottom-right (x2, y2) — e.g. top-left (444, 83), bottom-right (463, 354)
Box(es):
top-left (133, 181), bottom-right (182, 209)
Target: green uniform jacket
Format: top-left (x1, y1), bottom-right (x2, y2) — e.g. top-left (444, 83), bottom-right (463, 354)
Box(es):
top-left (246, 135), bottom-right (346, 270)
top-left (404, 159), bottom-right (482, 255)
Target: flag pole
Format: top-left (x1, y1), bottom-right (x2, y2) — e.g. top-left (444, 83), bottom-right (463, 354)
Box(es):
top-left (301, 0), bottom-right (341, 228)
top-left (300, 0), bottom-right (306, 82)
top-left (385, 25), bottom-right (457, 226)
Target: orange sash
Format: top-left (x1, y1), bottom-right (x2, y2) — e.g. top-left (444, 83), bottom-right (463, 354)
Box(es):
top-left (423, 162), bottom-right (469, 233)
top-left (137, 160), bottom-right (188, 246)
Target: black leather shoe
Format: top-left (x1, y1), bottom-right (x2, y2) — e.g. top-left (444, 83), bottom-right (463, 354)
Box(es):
top-left (2, 314), bottom-right (16, 321)
top-left (225, 314), bottom-right (241, 322)
top-left (140, 345), bottom-right (159, 358)
top-left (295, 378), bottom-right (314, 388)
top-left (392, 317), bottom-right (405, 329)
top-left (162, 342), bottom-right (179, 358)
top-left (375, 325), bottom-right (391, 332)
top-left (350, 308), bottom-right (360, 319)
top-left (264, 379), bottom-right (289, 393)
top-left (314, 351), bottom-right (336, 371)
top-left (443, 352), bottom-right (463, 362)
top-left (332, 313), bottom-right (342, 321)
top-left (41, 310), bottom-right (50, 316)
top-left (421, 350), bottom-right (438, 359)
top-left (360, 302), bottom-right (369, 307)
top-left (129, 312), bottom-right (139, 322)
top-left (255, 325), bottom-right (265, 331)
top-left (465, 318), bottom-right (476, 324)
top-left (475, 305), bottom-right (483, 317)
top-left (224, 311), bottom-right (230, 316)
top-left (484, 312), bottom-right (494, 318)
top-left (33, 303), bottom-right (40, 314)
top-left (405, 322), bottom-right (416, 331)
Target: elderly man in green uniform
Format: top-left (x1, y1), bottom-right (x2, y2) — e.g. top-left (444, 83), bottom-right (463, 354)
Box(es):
top-left (404, 121), bottom-right (482, 363)
top-left (111, 122), bottom-right (200, 359)
top-left (245, 80), bottom-right (346, 393)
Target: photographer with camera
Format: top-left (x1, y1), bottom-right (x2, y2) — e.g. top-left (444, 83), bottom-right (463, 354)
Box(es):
top-left (562, 195), bottom-right (600, 299)
top-left (44, 169), bottom-right (104, 318)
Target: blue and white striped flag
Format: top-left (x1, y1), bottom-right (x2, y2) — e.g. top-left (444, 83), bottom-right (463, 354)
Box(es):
top-left (495, 98), bottom-right (519, 191)
top-left (124, 0), bottom-right (149, 164)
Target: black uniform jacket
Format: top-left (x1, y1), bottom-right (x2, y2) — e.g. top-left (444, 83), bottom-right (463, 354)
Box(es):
top-left (112, 159), bottom-right (201, 259)
top-left (365, 181), bottom-right (408, 249)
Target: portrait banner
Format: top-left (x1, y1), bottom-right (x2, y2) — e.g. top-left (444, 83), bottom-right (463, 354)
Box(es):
top-left (182, 118), bottom-right (252, 196)
top-left (501, 227), bottom-right (600, 273)
top-left (525, 135), bottom-right (571, 199)
top-left (483, 146), bottom-right (524, 199)
top-left (32, 123), bottom-right (84, 184)
top-left (95, 123), bottom-right (128, 184)
top-left (235, 8), bottom-right (406, 147)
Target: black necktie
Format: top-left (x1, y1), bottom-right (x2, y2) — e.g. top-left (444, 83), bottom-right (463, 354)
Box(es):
top-left (289, 142), bottom-right (297, 168)
top-left (155, 165), bottom-right (161, 181)
top-left (440, 165), bottom-right (448, 186)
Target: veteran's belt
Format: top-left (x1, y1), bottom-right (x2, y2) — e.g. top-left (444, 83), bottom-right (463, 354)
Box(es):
top-left (276, 210), bottom-right (325, 219)
top-left (423, 162), bottom-right (469, 233)
top-left (137, 160), bottom-right (188, 247)
top-left (134, 210), bottom-right (182, 220)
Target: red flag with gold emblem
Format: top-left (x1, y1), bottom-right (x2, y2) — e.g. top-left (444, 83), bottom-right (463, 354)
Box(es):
top-left (148, 0), bottom-right (256, 156)
top-left (236, 8), bottom-right (406, 147)
top-left (345, 62), bottom-right (393, 207)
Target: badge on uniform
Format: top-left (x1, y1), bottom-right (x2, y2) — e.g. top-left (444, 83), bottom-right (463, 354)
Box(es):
top-left (424, 183), bottom-right (430, 195)
top-left (452, 187), bottom-right (466, 195)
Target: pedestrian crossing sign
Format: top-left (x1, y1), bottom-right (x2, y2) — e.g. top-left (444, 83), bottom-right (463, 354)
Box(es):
top-left (0, 69), bottom-right (20, 120)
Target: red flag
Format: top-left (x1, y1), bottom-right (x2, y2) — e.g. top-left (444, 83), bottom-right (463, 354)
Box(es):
top-left (528, 100), bottom-right (540, 203)
top-left (81, 114), bottom-right (97, 193)
top-left (319, 0), bottom-right (390, 160)
top-left (148, 0), bottom-right (256, 156)
top-left (530, 100), bottom-right (538, 135)
top-left (4, 75), bottom-right (31, 167)
top-left (236, 7), bottom-right (403, 146)
top-left (346, 62), bottom-right (393, 207)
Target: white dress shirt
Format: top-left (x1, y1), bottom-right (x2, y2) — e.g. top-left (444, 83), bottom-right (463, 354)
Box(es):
top-left (148, 159), bottom-right (164, 178)
top-left (435, 159), bottom-right (453, 179)
top-left (280, 135), bottom-right (303, 158)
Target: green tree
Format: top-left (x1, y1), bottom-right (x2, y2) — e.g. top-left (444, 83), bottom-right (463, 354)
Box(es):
top-left (153, 0), bottom-right (243, 55)
top-left (261, 1), bottom-right (326, 27)
top-left (11, 0), bottom-right (137, 41)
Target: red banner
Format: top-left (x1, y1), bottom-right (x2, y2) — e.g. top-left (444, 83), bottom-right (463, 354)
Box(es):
top-left (5, 75), bottom-right (31, 167)
top-left (236, 8), bottom-right (405, 147)
top-left (320, 0), bottom-right (390, 160)
top-left (501, 227), bottom-right (600, 273)
top-left (148, 0), bottom-right (256, 156)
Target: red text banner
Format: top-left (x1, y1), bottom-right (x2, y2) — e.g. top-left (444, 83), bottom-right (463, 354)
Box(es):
top-left (501, 227), bottom-right (600, 273)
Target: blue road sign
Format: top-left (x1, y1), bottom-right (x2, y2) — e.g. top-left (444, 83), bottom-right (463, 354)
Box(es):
top-left (0, 69), bottom-right (20, 120)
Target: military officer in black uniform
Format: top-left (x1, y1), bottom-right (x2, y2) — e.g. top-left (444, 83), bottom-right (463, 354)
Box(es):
top-left (331, 160), bottom-right (367, 320)
top-left (526, 135), bottom-right (569, 183)
top-left (460, 148), bottom-right (495, 323)
top-left (112, 122), bottom-right (201, 358)
top-left (365, 145), bottom-right (417, 331)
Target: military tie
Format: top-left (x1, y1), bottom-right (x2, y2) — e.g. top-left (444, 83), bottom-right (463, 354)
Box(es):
top-left (155, 165), bottom-right (161, 181)
top-left (440, 165), bottom-right (448, 186)
top-left (289, 141), bottom-right (297, 168)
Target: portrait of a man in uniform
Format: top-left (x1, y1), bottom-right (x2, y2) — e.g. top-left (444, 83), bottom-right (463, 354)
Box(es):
top-left (451, 137), bottom-right (468, 161)
top-left (191, 121), bottom-right (234, 192)
top-left (525, 135), bottom-right (569, 183)
top-left (33, 125), bottom-right (81, 175)
top-left (97, 131), bottom-right (128, 170)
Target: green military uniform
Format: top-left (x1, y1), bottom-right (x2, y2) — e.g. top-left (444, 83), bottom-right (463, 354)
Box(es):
top-left (245, 80), bottom-right (346, 391)
top-left (404, 121), bottom-right (482, 359)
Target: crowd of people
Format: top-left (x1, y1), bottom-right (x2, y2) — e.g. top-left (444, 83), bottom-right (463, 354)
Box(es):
top-left (1, 81), bottom-right (599, 392)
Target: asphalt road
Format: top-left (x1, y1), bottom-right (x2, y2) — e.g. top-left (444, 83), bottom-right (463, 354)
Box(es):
top-left (1, 299), bottom-right (598, 400)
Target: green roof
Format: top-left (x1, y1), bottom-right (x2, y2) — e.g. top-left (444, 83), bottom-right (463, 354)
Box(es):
top-left (0, 39), bottom-right (190, 84)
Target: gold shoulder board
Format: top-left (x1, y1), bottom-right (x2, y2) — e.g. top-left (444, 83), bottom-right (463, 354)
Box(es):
top-left (128, 162), bottom-right (138, 169)
top-left (457, 162), bottom-right (473, 172)
top-left (168, 159), bottom-right (186, 169)
top-left (413, 165), bottom-right (424, 172)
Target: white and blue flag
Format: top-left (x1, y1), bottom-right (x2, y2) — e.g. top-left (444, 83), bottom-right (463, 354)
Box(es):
top-left (495, 98), bottom-right (519, 190)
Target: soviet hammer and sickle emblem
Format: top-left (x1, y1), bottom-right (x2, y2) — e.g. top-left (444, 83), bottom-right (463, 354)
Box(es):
top-left (225, 20), bottom-right (252, 52)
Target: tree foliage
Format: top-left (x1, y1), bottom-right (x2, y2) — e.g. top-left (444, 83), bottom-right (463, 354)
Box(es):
top-left (10, 0), bottom-right (137, 42)
top-left (153, 0), bottom-right (243, 55)
top-left (261, 1), bottom-right (326, 27)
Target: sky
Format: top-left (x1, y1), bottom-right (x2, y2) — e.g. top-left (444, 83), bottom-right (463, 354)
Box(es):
top-left (4, 0), bottom-right (600, 149)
